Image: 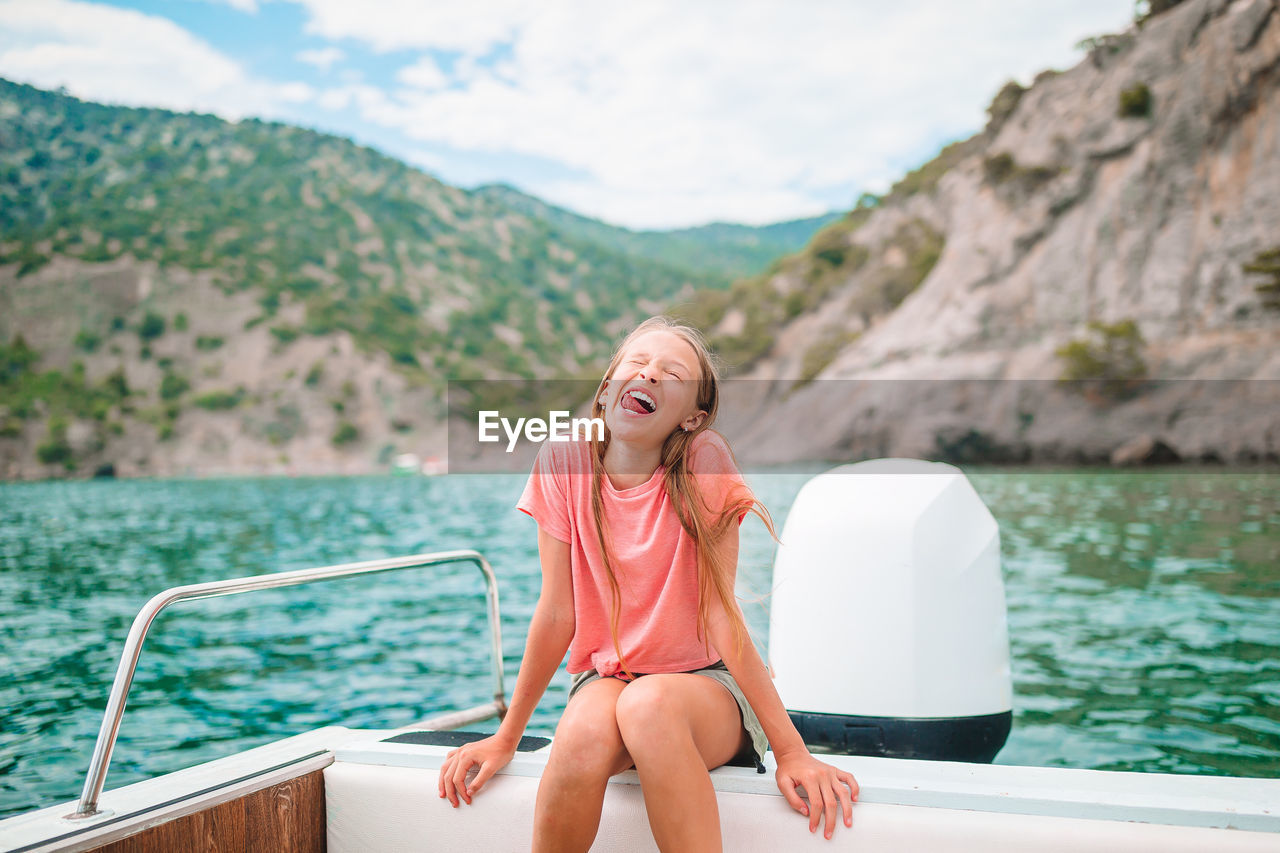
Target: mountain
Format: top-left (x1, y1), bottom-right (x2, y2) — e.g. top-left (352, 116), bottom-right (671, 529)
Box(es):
top-left (472, 183), bottom-right (841, 280)
top-left (0, 78), bottom-right (839, 479)
top-left (5, 0), bottom-right (1278, 479)
top-left (0, 79), bottom-right (740, 380)
top-left (677, 0), bottom-right (1280, 466)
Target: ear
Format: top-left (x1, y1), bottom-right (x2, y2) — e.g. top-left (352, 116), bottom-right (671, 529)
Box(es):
top-left (682, 410), bottom-right (708, 432)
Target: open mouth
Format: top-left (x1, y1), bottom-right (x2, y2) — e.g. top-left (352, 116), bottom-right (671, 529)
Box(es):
top-left (620, 388), bottom-right (657, 415)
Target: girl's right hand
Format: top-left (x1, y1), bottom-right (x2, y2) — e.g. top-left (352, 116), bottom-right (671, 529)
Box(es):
top-left (437, 733), bottom-right (518, 807)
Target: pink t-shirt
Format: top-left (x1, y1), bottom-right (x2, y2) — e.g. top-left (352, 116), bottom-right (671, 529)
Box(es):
top-left (516, 429), bottom-right (752, 677)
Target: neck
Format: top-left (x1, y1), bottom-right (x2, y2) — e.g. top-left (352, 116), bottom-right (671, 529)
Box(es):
top-left (602, 438), bottom-right (663, 490)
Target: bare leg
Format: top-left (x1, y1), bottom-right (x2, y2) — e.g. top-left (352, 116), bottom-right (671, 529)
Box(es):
top-left (532, 676), bottom-right (633, 853)
top-left (614, 674), bottom-right (750, 853)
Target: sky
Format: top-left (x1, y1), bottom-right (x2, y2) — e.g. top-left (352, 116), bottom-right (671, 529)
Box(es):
top-left (0, 0), bottom-right (1138, 230)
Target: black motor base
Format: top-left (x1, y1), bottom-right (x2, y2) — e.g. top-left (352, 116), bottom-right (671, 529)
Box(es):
top-left (788, 709), bottom-right (1011, 763)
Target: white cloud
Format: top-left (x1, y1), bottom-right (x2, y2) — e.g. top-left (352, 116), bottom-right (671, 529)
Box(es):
top-left (402, 147), bottom-right (449, 175)
top-left (395, 55), bottom-right (448, 91)
top-left (0, 0), bottom-right (1140, 228)
top-left (297, 0), bottom-right (1135, 227)
top-left (0, 0), bottom-right (307, 120)
top-left (296, 46), bottom-right (344, 72)
top-left (286, 0), bottom-right (533, 53)
top-left (275, 81), bottom-right (316, 103)
top-left (315, 82), bottom-right (390, 113)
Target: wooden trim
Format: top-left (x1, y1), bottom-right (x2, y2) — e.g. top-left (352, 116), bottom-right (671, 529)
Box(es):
top-left (84, 769), bottom-right (325, 853)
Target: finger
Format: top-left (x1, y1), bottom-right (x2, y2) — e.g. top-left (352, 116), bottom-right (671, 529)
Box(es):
top-left (833, 774), bottom-right (853, 828)
top-left (821, 781), bottom-right (838, 839)
top-left (776, 774), bottom-right (809, 818)
top-left (452, 756), bottom-right (472, 805)
top-left (441, 752), bottom-right (461, 793)
top-left (809, 779), bottom-right (832, 838)
top-left (470, 760), bottom-right (498, 797)
top-left (442, 761), bottom-right (459, 808)
top-left (445, 751), bottom-right (468, 807)
top-left (804, 780), bottom-right (819, 833)
top-left (839, 768), bottom-right (860, 799)
top-left (452, 754), bottom-right (475, 805)
top-left (437, 755), bottom-right (453, 798)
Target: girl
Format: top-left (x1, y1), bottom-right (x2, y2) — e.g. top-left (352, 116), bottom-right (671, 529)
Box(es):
top-left (437, 316), bottom-right (859, 850)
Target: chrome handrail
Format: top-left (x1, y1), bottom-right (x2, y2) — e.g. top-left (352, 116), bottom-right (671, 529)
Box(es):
top-left (65, 550), bottom-right (505, 820)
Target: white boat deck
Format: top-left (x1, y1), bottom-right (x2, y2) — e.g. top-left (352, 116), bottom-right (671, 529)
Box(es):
top-left (327, 729), bottom-right (1280, 851)
top-left (2, 726), bottom-right (1277, 852)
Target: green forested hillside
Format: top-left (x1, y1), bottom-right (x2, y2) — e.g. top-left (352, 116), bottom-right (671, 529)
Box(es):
top-left (0, 78), bottom-right (744, 384)
top-left (472, 182), bottom-right (840, 280)
top-left (0, 77), bottom-right (847, 477)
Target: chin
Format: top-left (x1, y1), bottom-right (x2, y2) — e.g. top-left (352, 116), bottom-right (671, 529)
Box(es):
top-left (604, 411), bottom-right (673, 445)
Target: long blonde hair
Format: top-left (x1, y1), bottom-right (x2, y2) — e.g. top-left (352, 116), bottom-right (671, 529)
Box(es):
top-left (587, 315), bottom-right (778, 679)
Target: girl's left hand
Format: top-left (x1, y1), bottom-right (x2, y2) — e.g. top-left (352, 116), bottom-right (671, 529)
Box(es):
top-left (774, 749), bottom-right (860, 840)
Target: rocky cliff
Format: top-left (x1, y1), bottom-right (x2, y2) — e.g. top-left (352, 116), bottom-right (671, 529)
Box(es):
top-left (692, 0), bottom-right (1280, 466)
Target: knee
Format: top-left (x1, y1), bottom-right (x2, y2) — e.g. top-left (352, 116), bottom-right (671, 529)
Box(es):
top-left (615, 677), bottom-right (688, 747)
top-left (548, 708), bottom-right (628, 781)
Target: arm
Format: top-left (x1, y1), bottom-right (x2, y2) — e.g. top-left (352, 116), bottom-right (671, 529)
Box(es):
top-left (439, 526), bottom-right (575, 806)
top-left (704, 522), bottom-right (860, 840)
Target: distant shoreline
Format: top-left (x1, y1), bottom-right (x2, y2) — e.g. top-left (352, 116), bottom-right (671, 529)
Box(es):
top-left (4, 458), bottom-right (1279, 485)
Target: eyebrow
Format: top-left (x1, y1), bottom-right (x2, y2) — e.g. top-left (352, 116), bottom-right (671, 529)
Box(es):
top-left (666, 359), bottom-right (694, 376)
top-left (624, 351), bottom-right (695, 376)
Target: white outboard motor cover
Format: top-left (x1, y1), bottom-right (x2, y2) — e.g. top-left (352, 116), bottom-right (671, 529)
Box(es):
top-left (768, 458), bottom-right (1012, 761)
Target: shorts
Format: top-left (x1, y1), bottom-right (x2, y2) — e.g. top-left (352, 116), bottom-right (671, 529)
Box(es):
top-left (567, 659), bottom-right (769, 773)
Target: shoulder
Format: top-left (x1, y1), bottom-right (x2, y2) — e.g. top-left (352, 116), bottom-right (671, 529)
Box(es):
top-left (687, 429), bottom-right (740, 475)
top-left (689, 428), bottom-right (732, 455)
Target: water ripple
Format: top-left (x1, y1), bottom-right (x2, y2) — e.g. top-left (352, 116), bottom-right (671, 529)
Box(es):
top-left (0, 466), bottom-right (1276, 818)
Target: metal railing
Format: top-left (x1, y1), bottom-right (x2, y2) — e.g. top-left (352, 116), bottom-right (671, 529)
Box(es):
top-left (65, 550), bottom-right (505, 820)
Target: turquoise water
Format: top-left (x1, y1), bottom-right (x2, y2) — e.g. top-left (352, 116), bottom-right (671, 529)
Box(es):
top-left (1, 467), bottom-right (1277, 819)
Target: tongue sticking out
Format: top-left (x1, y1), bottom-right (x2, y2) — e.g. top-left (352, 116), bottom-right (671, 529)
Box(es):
top-left (621, 393), bottom-right (651, 414)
